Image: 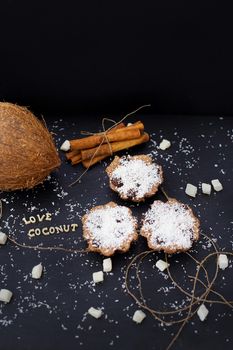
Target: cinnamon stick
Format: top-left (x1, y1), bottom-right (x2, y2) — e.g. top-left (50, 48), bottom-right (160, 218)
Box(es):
top-left (106, 122), bottom-right (126, 132)
top-left (66, 149), bottom-right (80, 160)
top-left (71, 153), bottom-right (82, 165)
top-left (68, 122), bottom-right (125, 163)
top-left (82, 155), bottom-right (108, 168)
top-left (80, 122), bottom-right (126, 136)
top-left (124, 121), bottom-right (144, 131)
top-left (70, 123), bottom-right (144, 151)
top-left (82, 132), bottom-right (150, 167)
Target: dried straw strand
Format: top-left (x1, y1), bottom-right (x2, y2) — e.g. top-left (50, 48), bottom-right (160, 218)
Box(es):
top-left (69, 104), bottom-right (151, 187)
top-left (7, 236), bottom-right (89, 254)
top-left (160, 187), bottom-right (171, 201)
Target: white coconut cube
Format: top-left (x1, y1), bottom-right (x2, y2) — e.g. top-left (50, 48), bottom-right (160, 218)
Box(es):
top-left (0, 289), bottom-right (13, 303)
top-left (88, 307), bottom-right (103, 319)
top-left (156, 259), bottom-right (170, 272)
top-left (218, 254), bottom-right (228, 270)
top-left (32, 263), bottom-right (43, 279)
top-left (0, 232), bottom-right (7, 245)
top-left (159, 139), bottom-right (171, 150)
top-left (92, 271), bottom-right (104, 283)
top-left (133, 310), bottom-right (146, 324)
top-left (185, 183), bottom-right (197, 198)
top-left (202, 183), bottom-right (211, 195)
top-left (60, 140), bottom-right (70, 152)
top-left (103, 258), bottom-right (112, 272)
top-left (197, 304), bottom-right (209, 321)
top-left (211, 179), bottom-right (223, 192)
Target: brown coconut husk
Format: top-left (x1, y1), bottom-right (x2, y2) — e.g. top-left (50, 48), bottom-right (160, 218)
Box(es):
top-left (0, 102), bottom-right (61, 191)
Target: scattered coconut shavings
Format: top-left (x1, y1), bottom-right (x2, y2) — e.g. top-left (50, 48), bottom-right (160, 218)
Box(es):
top-left (132, 310), bottom-right (146, 324)
top-left (84, 204), bottom-right (137, 250)
top-left (211, 179), bottom-right (223, 192)
top-left (159, 139), bottom-right (171, 150)
top-left (31, 263), bottom-right (43, 279)
top-left (156, 259), bottom-right (170, 272)
top-left (218, 254), bottom-right (229, 270)
top-left (141, 200), bottom-right (198, 251)
top-left (185, 183), bottom-right (197, 198)
top-left (0, 289), bottom-right (13, 303)
top-left (0, 231), bottom-right (7, 245)
top-left (60, 140), bottom-right (70, 152)
top-left (92, 271), bottom-right (104, 283)
top-left (88, 307), bottom-right (103, 319)
top-left (110, 156), bottom-right (162, 201)
top-left (103, 258), bottom-right (112, 272)
top-left (197, 304), bottom-right (209, 321)
top-left (202, 183), bottom-right (211, 195)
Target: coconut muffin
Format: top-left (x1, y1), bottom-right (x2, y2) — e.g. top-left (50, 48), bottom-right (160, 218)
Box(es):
top-left (106, 155), bottom-right (163, 202)
top-left (140, 199), bottom-right (200, 253)
top-left (82, 202), bottom-right (138, 256)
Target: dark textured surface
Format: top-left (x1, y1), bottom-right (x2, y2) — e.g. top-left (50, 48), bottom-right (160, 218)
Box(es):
top-left (0, 114), bottom-right (233, 350)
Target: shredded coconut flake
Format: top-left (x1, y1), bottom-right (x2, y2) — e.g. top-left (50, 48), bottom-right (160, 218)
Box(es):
top-left (85, 205), bottom-right (136, 249)
top-left (110, 157), bottom-right (162, 200)
top-left (142, 201), bottom-right (197, 250)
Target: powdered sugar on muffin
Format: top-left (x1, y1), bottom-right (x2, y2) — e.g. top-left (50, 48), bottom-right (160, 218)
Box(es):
top-left (82, 202), bottom-right (138, 256)
top-left (106, 155), bottom-right (163, 202)
top-left (141, 199), bottom-right (200, 253)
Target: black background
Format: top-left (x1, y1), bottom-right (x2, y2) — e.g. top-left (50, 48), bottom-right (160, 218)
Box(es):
top-left (0, 1), bottom-right (233, 115)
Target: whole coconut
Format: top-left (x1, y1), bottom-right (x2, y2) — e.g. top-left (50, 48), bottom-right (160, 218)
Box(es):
top-left (0, 102), bottom-right (61, 191)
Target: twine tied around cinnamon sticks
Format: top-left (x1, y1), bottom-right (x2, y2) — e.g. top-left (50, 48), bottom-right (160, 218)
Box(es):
top-left (64, 105), bottom-right (151, 186)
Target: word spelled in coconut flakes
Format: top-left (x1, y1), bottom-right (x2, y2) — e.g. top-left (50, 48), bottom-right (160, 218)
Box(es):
top-left (22, 212), bottom-right (78, 239)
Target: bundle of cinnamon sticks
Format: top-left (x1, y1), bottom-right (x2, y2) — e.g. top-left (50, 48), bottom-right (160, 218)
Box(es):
top-left (65, 121), bottom-right (149, 168)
